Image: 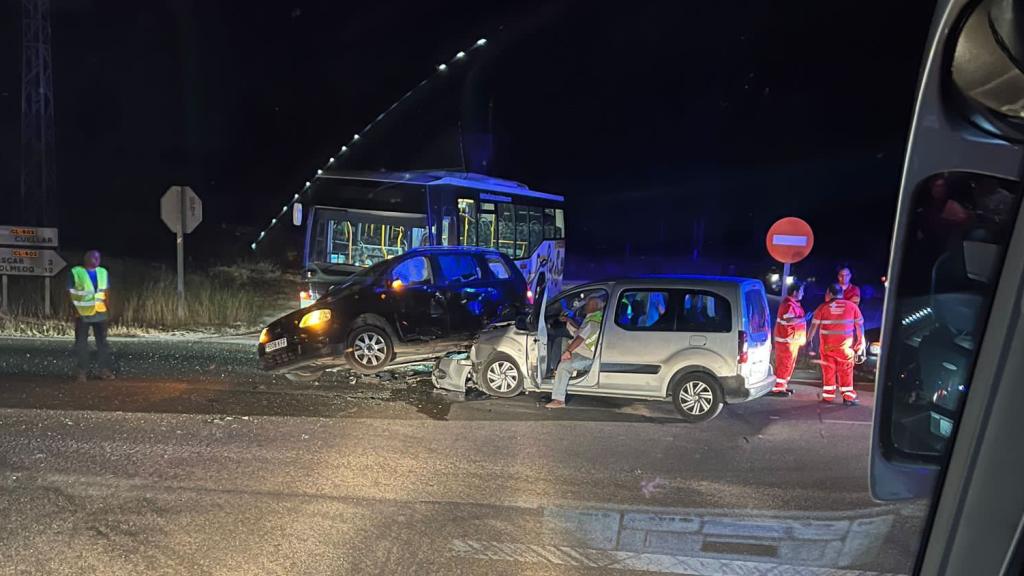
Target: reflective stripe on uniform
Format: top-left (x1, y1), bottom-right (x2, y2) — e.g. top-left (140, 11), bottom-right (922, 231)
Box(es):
top-left (821, 329), bottom-right (855, 335)
top-left (776, 318), bottom-right (805, 326)
top-left (70, 266), bottom-right (109, 318)
top-left (818, 319), bottom-right (855, 324)
top-left (774, 336), bottom-right (794, 343)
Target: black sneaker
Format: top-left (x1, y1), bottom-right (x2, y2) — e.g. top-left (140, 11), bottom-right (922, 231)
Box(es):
top-left (767, 389), bottom-right (793, 397)
top-left (843, 398), bottom-right (860, 406)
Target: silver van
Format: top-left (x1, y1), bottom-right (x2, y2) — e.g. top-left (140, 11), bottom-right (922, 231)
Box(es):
top-left (432, 276), bottom-right (775, 421)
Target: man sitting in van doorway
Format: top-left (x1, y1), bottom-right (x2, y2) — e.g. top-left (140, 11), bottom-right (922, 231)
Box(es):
top-left (545, 296), bottom-right (605, 409)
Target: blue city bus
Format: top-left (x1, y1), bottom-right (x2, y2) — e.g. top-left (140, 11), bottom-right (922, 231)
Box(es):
top-left (294, 170), bottom-right (566, 308)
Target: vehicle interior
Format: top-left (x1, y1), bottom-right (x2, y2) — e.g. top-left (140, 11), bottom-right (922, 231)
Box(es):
top-left (541, 287), bottom-right (609, 382)
top-left (881, 172), bottom-right (1020, 457)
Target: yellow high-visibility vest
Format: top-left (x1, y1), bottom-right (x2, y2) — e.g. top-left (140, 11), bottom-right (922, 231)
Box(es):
top-left (69, 266), bottom-right (109, 317)
top-left (582, 310), bottom-right (604, 351)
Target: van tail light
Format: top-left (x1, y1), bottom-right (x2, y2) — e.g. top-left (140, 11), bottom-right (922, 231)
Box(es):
top-left (526, 289), bottom-right (535, 305)
top-left (738, 330), bottom-right (749, 364)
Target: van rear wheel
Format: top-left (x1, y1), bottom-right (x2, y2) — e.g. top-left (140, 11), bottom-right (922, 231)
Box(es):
top-left (672, 374), bottom-right (724, 422)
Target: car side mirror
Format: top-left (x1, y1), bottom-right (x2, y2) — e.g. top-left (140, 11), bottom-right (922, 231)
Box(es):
top-left (515, 315), bottom-right (530, 331)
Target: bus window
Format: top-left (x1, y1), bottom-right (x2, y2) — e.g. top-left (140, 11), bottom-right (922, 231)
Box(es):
top-left (328, 220), bottom-right (353, 264)
top-left (458, 199), bottom-right (477, 247)
top-left (441, 217), bottom-right (452, 246)
top-left (497, 203), bottom-right (516, 257)
top-left (543, 208), bottom-right (556, 239)
top-left (478, 202), bottom-right (496, 249)
top-left (529, 207), bottom-right (543, 254)
top-left (309, 208), bottom-right (427, 268)
top-left (554, 208), bottom-right (565, 239)
top-left (512, 201), bottom-right (528, 255)
top-left (514, 205), bottom-right (529, 258)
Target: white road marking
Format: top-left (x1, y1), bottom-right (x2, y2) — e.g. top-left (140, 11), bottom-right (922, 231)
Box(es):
top-left (450, 539), bottom-right (905, 575)
top-left (821, 420), bottom-right (873, 425)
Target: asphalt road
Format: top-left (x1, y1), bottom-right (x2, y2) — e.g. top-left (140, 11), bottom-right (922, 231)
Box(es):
top-left (0, 337), bottom-right (927, 575)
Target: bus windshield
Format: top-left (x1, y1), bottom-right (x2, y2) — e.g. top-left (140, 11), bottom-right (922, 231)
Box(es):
top-left (309, 208), bottom-right (428, 269)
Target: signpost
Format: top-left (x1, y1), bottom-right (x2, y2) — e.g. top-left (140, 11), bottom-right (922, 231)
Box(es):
top-left (766, 217), bottom-right (815, 294)
top-left (0, 227), bottom-right (66, 314)
top-left (0, 225), bottom-right (59, 247)
top-left (161, 186), bottom-right (202, 316)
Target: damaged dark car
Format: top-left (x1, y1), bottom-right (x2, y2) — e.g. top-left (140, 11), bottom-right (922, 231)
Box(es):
top-left (258, 247), bottom-right (528, 380)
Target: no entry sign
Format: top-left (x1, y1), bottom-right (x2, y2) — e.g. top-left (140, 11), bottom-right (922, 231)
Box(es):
top-left (766, 217), bottom-right (814, 264)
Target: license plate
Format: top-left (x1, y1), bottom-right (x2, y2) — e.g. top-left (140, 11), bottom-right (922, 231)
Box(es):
top-left (265, 337), bottom-right (288, 352)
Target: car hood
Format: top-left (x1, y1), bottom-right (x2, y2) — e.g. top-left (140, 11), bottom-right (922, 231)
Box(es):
top-left (266, 307), bottom-right (308, 332)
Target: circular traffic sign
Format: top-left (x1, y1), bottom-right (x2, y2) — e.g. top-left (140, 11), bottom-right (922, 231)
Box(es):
top-left (766, 217), bottom-right (814, 264)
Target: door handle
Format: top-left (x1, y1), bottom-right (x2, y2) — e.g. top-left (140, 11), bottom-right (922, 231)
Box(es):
top-left (689, 335), bottom-right (708, 346)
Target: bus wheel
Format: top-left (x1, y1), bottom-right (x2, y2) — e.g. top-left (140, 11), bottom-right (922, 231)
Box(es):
top-left (672, 374), bottom-right (724, 423)
top-left (479, 353), bottom-right (524, 398)
top-left (346, 325), bottom-right (393, 374)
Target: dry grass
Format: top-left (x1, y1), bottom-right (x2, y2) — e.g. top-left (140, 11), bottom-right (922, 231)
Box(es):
top-left (0, 260), bottom-right (299, 337)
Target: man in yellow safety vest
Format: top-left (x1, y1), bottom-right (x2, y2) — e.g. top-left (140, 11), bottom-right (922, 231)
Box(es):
top-left (68, 250), bottom-right (114, 383)
top-left (545, 296), bottom-right (605, 409)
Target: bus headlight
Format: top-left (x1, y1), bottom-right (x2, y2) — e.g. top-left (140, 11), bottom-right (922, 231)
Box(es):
top-left (299, 309), bottom-right (332, 329)
top-left (259, 328), bottom-right (270, 344)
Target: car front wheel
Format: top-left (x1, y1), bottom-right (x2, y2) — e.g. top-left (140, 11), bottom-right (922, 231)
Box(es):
top-left (672, 374), bottom-right (724, 423)
top-left (479, 353), bottom-right (524, 398)
top-left (345, 325), bottom-right (393, 374)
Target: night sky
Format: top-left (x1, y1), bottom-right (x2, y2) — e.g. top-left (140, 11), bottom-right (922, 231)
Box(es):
top-left (0, 0), bottom-right (935, 280)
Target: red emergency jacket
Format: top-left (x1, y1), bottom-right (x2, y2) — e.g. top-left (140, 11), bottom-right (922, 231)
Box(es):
top-left (828, 284), bottom-right (861, 304)
top-left (812, 299), bottom-right (864, 352)
top-left (774, 296), bottom-right (806, 346)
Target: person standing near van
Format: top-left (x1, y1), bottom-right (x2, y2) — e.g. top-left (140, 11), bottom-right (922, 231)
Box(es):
top-left (545, 297), bottom-right (605, 409)
top-left (770, 281), bottom-right (806, 397)
top-left (828, 265), bottom-right (861, 305)
top-left (808, 283), bottom-right (864, 406)
top-left (68, 250), bottom-right (114, 383)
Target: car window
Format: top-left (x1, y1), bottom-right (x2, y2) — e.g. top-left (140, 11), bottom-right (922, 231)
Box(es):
top-left (436, 254), bottom-right (482, 285)
top-left (484, 254), bottom-right (510, 279)
top-left (390, 256), bottom-right (433, 286)
top-left (615, 290), bottom-right (672, 330)
top-left (882, 172), bottom-right (1021, 459)
top-left (676, 290), bottom-right (732, 333)
top-left (550, 287), bottom-right (607, 321)
top-left (742, 288), bottom-right (770, 338)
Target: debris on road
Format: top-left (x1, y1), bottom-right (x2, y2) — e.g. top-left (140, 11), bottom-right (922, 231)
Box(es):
top-left (207, 415), bottom-right (252, 425)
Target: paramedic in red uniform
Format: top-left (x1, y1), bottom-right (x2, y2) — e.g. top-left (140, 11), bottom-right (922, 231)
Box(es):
top-left (827, 265), bottom-right (861, 305)
top-left (808, 283), bottom-right (865, 406)
top-left (769, 281), bottom-right (806, 397)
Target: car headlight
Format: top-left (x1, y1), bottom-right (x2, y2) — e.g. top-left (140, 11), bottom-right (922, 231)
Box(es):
top-left (259, 328), bottom-right (270, 344)
top-left (299, 309), bottom-right (332, 329)
top-left (869, 341), bottom-right (881, 356)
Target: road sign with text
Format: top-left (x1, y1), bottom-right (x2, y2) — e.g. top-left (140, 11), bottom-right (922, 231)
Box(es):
top-left (0, 247), bottom-right (67, 277)
top-left (0, 225), bottom-right (59, 247)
